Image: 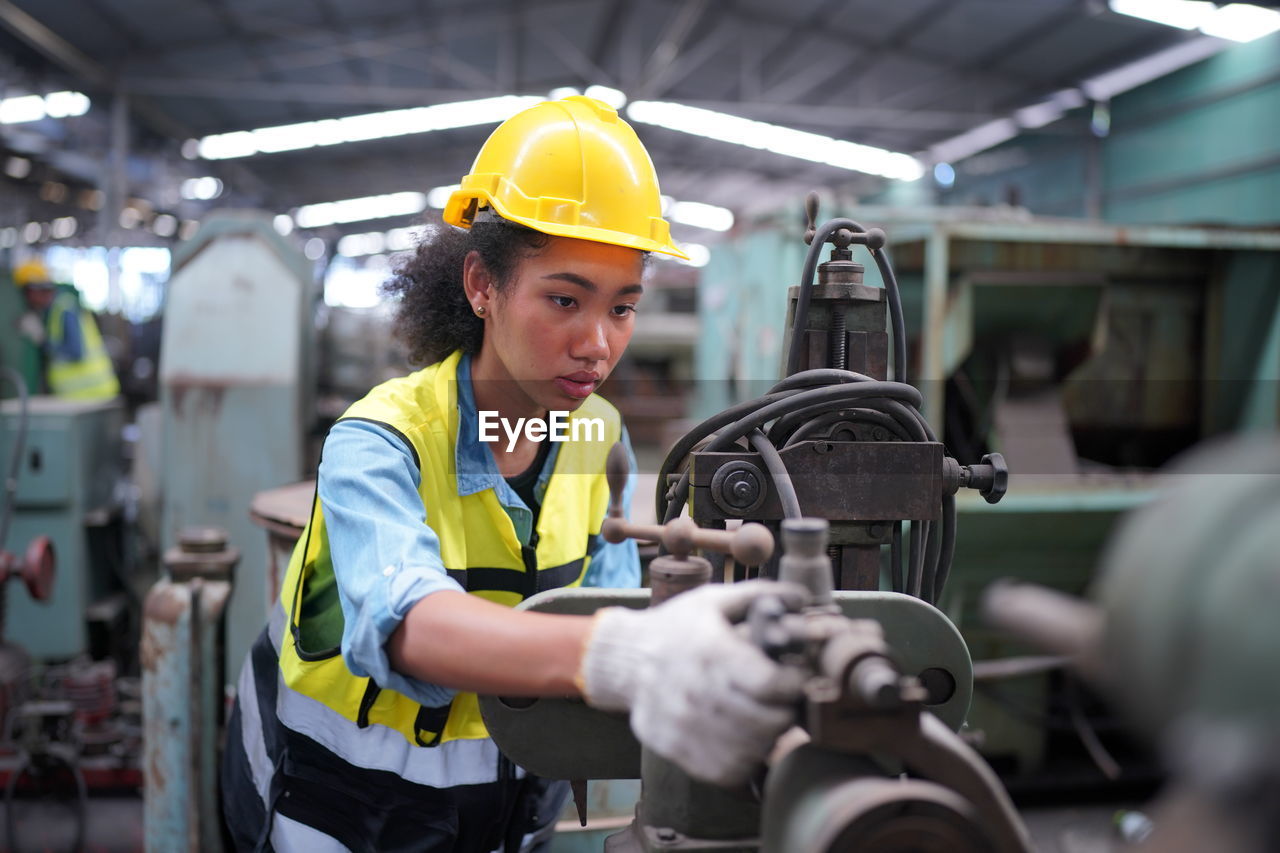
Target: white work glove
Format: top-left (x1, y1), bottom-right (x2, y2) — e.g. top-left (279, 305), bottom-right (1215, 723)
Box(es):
top-left (19, 312), bottom-right (45, 345)
top-left (577, 580), bottom-right (808, 787)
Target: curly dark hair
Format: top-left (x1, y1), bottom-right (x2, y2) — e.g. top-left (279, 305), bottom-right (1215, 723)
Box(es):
top-left (382, 220), bottom-right (550, 366)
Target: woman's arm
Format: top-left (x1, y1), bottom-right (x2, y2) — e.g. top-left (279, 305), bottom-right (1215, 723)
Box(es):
top-left (387, 592), bottom-right (590, 696)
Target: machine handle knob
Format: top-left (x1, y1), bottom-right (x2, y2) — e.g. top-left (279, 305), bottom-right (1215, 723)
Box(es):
top-left (601, 516), bottom-right (774, 566)
top-left (605, 442), bottom-right (629, 518)
top-left (975, 452), bottom-right (1009, 504)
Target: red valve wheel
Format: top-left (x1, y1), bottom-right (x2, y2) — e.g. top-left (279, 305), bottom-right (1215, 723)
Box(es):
top-left (22, 535), bottom-right (55, 601)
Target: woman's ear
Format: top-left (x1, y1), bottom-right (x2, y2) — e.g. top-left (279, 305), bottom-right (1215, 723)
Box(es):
top-left (461, 250), bottom-right (496, 316)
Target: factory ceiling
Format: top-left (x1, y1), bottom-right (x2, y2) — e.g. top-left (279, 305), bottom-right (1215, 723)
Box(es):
top-left (0, 0), bottom-right (1266, 246)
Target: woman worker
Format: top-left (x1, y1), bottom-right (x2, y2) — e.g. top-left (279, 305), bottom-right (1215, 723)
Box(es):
top-left (221, 95), bottom-right (803, 852)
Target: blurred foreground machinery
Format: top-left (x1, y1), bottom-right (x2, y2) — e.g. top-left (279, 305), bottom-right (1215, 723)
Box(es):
top-left (699, 205), bottom-right (1280, 776)
top-left (0, 368), bottom-right (143, 851)
top-left (481, 198), bottom-right (1027, 851)
top-left (983, 434), bottom-right (1280, 852)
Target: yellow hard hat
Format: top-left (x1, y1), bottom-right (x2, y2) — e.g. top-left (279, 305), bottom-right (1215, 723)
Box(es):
top-left (13, 260), bottom-right (52, 288)
top-left (444, 96), bottom-right (689, 260)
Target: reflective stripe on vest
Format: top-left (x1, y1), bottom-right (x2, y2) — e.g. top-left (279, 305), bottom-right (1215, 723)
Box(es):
top-left (45, 293), bottom-right (119, 401)
top-left (273, 351), bottom-right (619, 774)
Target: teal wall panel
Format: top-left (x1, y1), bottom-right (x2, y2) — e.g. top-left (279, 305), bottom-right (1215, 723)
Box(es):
top-left (944, 135), bottom-right (1092, 218)
top-left (939, 33), bottom-right (1280, 227)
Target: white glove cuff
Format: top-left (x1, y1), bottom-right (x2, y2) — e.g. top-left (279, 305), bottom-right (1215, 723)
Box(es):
top-left (577, 607), bottom-right (649, 712)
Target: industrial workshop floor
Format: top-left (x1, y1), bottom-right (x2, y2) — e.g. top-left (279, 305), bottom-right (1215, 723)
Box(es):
top-left (0, 794), bottom-right (1142, 851)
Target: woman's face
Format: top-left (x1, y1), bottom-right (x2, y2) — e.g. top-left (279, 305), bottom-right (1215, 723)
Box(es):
top-left (472, 235), bottom-right (645, 413)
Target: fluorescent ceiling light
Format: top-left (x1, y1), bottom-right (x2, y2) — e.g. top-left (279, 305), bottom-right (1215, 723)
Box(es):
top-left (1200, 3), bottom-right (1280, 41)
top-left (337, 232), bottom-right (386, 258)
top-left (0, 90), bottom-right (89, 125)
top-left (426, 184), bottom-right (460, 209)
top-left (294, 192), bottom-right (427, 228)
top-left (549, 87), bottom-right (581, 100)
top-left (662, 197), bottom-right (734, 232)
top-left (627, 101), bottom-right (923, 181)
top-left (1110, 0), bottom-right (1213, 29)
top-left (45, 91), bottom-right (90, 118)
top-left (180, 176), bottom-right (224, 200)
top-left (335, 226), bottom-right (419, 257)
top-left (584, 85), bottom-right (627, 109)
top-left (198, 95), bottom-right (542, 160)
top-left (928, 118), bottom-right (1020, 166)
top-left (385, 227), bottom-right (417, 251)
top-left (152, 214), bottom-right (178, 238)
top-left (678, 243), bottom-right (711, 268)
top-left (1015, 88), bottom-right (1086, 129)
top-left (1110, 0), bottom-right (1280, 42)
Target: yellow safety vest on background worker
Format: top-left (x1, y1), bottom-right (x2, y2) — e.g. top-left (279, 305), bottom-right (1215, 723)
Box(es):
top-left (272, 350), bottom-right (618, 778)
top-left (45, 291), bottom-right (120, 400)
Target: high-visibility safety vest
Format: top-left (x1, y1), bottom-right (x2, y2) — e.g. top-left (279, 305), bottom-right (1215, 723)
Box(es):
top-left (271, 350), bottom-right (619, 784)
top-left (46, 292), bottom-right (119, 401)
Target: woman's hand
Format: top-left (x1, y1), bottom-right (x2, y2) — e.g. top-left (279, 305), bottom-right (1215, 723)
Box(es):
top-left (577, 580), bottom-right (809, 787)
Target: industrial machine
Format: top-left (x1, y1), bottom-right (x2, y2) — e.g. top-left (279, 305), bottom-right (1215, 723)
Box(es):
top-left (698, 203), bottom-right (1280, 776)
top-left (983, 434), bottom-right (1280, 852)
top-left (0, 367), bottom-right (143, 852)
top-left (159, 210), bottom-right (314, 683)
top-left (0, 372), bottom-right (123, 661)
top-left (481, 199), bottom-right (1027, 851)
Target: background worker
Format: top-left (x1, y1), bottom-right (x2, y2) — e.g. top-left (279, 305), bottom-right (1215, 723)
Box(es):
top-left (13, 259), bottom-right (119, 400)
top-left (220, 95), bottom-right (804, 853)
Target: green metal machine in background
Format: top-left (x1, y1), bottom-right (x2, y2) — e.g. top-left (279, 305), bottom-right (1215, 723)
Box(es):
top-left (0, 395), bottom-right (124, 660)
top-left (698, 207), bottom-right (1280, 775)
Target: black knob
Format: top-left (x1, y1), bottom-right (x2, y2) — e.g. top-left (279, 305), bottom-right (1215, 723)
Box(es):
top-left (973, 452), bottom-right (1008, 504)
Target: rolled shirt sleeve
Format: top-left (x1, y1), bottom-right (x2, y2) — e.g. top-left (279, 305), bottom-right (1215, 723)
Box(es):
top-left (317, 418), bottom-right (465, 707)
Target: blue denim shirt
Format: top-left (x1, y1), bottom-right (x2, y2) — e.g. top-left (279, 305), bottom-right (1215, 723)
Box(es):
top-left (317, 354), bottom-right (639, 707)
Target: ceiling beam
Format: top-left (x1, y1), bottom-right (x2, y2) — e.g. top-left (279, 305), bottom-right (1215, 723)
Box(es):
top-left (882, 2), bottom-right (1086, 111)
top-left (632, 0), bottom-right (713, 99)
top-left (119, 0), bottom-right (595, 72)
top-left (119, 77), bottom-right (510, 108)
top-left (590, 0), bottom-right (629, 72)
top-left (530, 22), bottom-right (615, 86)
top-left (0, 0), bottom-right (109, 89)
top-left (759, 0), bottom-right (951, 105)
top-left (0, 0), bottom-right (269, 199)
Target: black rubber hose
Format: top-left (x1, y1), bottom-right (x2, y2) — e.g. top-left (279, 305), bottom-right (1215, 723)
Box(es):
top-left (930, 495), bottom-right (958, 602)
top-left (780, 408), bottom-right (908, 447)
top-left (785, 217), bottom-right (871, 377)
top-left (906, 520), bottom-right (925, 598)
top-left (784, 222), bottom-right (907, 385)
top-left (921, 511), bottom-right (943, 605)
top-left (890, 522), bottom-right (903, 593)
top-left (661, 389), bottom-right (929, 523)
top-left (707, 383), bottom-right (923, 452)
top-left (653, 389), bottom-right (802, 522)
top-left (872, 247), bottom-right (908, 385)
top-left (748, 430), bottom-right (801, 519)
top-left (769, 397), bottom-right (925, 448)
top-left (657, 383), bottom-right (923, 521)
top-left (769, 368), bottom-right (874, 393)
